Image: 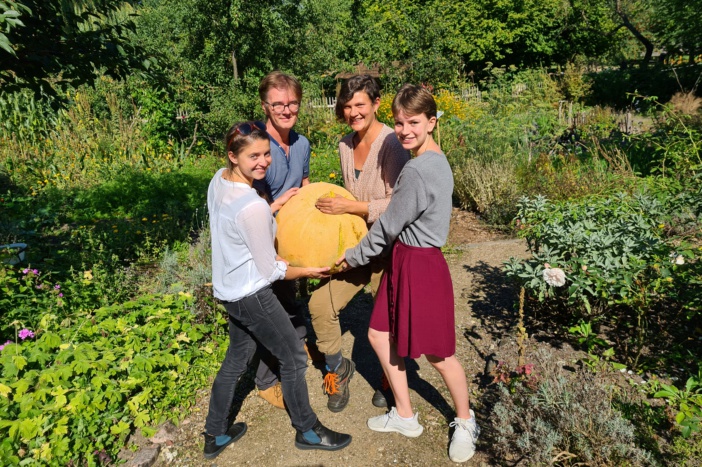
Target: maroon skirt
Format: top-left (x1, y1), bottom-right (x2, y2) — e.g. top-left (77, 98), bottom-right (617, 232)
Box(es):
top-left (369, 240), bottom-right (456, 359)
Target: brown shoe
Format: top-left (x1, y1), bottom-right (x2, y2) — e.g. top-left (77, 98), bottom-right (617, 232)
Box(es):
top-left (304, 342), bottom-right (325, 362)
top-left (323, 357), bottom-right (355, 412)
top-left (258, 382), bottom-right (285, 409)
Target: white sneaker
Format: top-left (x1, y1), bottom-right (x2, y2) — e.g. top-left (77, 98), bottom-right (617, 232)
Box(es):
top-left (367, 407), bottom-right (424, 438)
top-left (449, 410), bottom-right (480, 463)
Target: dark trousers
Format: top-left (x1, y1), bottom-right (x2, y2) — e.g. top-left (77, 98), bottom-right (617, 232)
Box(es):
top-left (204, 285), bottom-right (317, 435)
top-left (255, 279), bottom-right (307, 390)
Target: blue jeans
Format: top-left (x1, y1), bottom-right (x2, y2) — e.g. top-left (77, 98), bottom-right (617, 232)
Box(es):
top-left (204, 285), bottom-right (317, 435)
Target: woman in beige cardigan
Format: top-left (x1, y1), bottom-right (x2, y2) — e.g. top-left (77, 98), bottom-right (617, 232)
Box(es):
top-left (313, 75), bottom-right (410, 413)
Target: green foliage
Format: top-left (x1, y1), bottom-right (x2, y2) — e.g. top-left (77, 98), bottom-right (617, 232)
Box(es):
top-left (0, 264), bottom-right (134, 337)
top-left (504, 187), bottom-right (701, 317)
top-left (0, 0), bottom-right (29, 56)
top-left (653, 366), bottom-right (702, 438)
top-left (620, 97), bottom-right (702, 177)
top-left (0, 293), bottom-right (226, 465)
top-left (0, 1), bottom-right (150, 96)
top-left (568, 320), bottom-right (609, 352)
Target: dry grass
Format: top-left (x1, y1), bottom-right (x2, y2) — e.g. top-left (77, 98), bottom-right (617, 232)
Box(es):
top-left (669, 92), bottom-right (702, 115)
top-left (452, 155), bottom-right (520, 224)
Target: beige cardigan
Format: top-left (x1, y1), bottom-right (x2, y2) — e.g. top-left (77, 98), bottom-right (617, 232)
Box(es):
top-left (339, 124), bottom-right (410, 224)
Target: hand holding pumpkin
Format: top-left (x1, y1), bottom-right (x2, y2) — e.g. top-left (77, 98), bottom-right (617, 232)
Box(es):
top-left (334, 254), bottom-right (351, 273)
top-left (271, 187), bottom-right (300, 214)
top-left (315, 195), bottom-right (352, 215)
top-left (302, 266), bottom-right (332, 279)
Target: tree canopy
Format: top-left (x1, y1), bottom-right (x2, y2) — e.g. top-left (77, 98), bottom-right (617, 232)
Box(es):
top-left (0, 0), bottom-right (148, 95)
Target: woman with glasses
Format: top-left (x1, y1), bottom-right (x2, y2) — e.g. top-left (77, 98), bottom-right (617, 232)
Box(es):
top-left (203, 121), bottom-right (351, 460)
top-left (311, 75), bottom-right (410, 412)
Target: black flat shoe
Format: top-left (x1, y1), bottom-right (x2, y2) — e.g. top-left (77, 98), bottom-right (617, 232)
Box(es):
top-left (203, 422), bottom-right (248, 459)
top-left (295, 419), bottom-right (352, 451)
top-left (372, 388), bottom-right (388, 408)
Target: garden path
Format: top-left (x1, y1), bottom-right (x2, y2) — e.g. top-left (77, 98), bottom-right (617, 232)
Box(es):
top-left (150, 210), bottom-right (531, 466)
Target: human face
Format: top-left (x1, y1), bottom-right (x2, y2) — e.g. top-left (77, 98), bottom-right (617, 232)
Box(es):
top-left (393, 110), bottom-right (436, 155)
top-left (262, 87), bottom-right (300, 132)
top-left (229, 139), bottom-right (271, 184)
top-left (343, 91), bottom-right (380, 136)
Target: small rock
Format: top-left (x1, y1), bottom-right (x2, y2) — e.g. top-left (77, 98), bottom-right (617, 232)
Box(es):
top-left (163, 447), bottom-right (178, 463)
top-left (151, 421), bottom-right (178, 444)
top-left (117, 447), bottom-right (134, 463)
top-left (125, 445), bottom-right (161, 467)
top-left (127, 431), bottom-right (150, 449)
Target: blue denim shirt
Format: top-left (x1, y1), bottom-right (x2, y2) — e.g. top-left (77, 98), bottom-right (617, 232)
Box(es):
top-left (254, 130), bottom-right (310, 201)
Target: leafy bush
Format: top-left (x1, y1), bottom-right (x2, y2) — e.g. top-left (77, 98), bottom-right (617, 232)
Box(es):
top-left (504, 185), bottom-right (701, 317)
top-left (0, 293), bottom-right (226, 465)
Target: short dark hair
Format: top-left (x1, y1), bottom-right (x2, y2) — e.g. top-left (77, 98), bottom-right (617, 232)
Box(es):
top-left (335, 74), bottom-right (381, 122)
top-left (224, 121), bottom-right (269, 170)
top-left (391, 84), bottom-right (437, 119)
top-left (258, 71), bottom-right (303, 102)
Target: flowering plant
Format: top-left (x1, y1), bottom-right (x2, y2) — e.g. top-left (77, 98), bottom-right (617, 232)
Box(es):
top-left (504, 191), bottom-right (700, 316)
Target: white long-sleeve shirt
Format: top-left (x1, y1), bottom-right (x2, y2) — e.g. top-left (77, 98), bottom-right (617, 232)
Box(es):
top-left (208, 168), bottom-right (287, 302)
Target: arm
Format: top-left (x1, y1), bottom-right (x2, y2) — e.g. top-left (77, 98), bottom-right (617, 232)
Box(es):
top-left (345, 167), bottom-right (426, 268)
top-left (315, 195), bottom-right (369, 217)
top-left (238, 201), bottom-right (288, 283)
top-left (275, 254), bottom-right (329, 279)
top-left (270, 187), bottom-right (299, 214)
top-left (367, 135), bottom-right (410, 224)
top-left (301, 177), bottom-right (310, 186)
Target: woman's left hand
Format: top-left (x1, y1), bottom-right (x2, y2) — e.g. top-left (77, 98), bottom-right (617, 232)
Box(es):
top-left (315, 196), bottom-right (350, 215)
top-left (335, 254), bottom-right (351, 273)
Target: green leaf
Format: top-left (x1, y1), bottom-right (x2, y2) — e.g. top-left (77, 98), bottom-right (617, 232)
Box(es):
top-left (110, 421), bottom-right (130, 435)
top-left (12, 355), bottom-right (27, 371)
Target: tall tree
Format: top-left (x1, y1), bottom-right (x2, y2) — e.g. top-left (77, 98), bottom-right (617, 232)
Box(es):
top-left (0, 1), bottom-right (149, 95)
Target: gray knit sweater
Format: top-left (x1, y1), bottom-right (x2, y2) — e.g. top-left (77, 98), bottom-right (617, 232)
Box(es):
top-left (345, 150), bottom-right (454, 267)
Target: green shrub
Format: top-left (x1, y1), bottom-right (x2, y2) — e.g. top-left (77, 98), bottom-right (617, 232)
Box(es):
top-left (504, 185), bottom-right (701, 317)
top-left (0, 293), bottom-right (226, 465)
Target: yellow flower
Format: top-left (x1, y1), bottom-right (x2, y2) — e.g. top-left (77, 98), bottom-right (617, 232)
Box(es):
top-left (113, 229), bottom-right (118, 233)
top-left (83, 270), bottom-right (93, 280)
top-left (136, 230), bottom-right (142, 235)
top-left (329, 173), bottom-right (336, 179)
top-left (142, 217), bottom-right (148, 221)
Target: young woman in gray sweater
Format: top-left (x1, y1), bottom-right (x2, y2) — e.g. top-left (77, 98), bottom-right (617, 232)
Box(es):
top-left (337, 85), bottom-right (480, 463)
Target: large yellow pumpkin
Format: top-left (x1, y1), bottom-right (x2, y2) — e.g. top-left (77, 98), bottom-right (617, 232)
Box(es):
top-left (276, 182), bottom-right (368, 269)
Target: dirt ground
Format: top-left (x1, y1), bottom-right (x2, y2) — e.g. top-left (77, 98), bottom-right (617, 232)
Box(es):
top-left (149, 209), bottom-right (534, 466)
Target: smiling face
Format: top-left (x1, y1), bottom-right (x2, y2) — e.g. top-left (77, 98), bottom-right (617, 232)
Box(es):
top-left (343, 91), bottom-right (380, 135)
top-left (393, 110), bottom-right (437, 155)
top-left (262, 86), bottom-right (300, 132)
top-left (228, 139), bottom-right (271, 184)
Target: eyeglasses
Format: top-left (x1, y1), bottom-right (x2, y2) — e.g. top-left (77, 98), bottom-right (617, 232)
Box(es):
top-left (265, 101), bottom-right (300, 113)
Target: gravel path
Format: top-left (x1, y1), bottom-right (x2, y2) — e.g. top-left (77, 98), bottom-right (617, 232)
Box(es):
top-left (149, 212), bottom-right (531, 467)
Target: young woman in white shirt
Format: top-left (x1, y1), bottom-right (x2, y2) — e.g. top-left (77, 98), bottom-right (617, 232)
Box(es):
top-left (203, 121), bottom-right (351, 459)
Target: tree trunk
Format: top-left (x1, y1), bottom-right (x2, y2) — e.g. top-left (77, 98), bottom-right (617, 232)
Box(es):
top-left (615, 0), bottom-right (654, 68)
